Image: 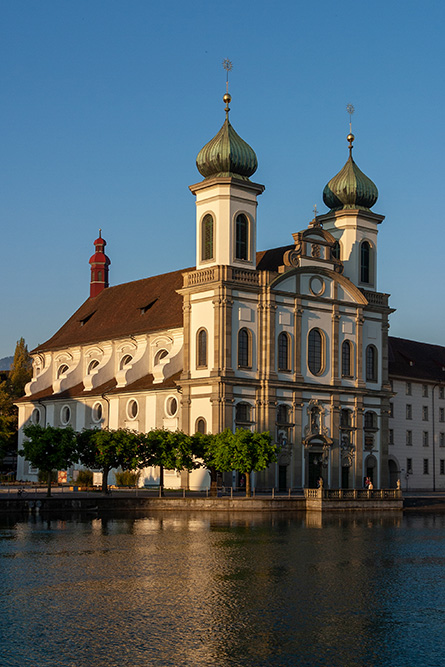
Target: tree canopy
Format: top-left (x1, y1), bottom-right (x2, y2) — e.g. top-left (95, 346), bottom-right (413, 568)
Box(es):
top-left (21, 423), bottom-right (78, 496)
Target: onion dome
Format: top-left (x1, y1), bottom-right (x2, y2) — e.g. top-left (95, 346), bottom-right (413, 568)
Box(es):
top-left (323, 134), bottom-right (378, 211)
top-left (196, 94), bottom-right (258, 181)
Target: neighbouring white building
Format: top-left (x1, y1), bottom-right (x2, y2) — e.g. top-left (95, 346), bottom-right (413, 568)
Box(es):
top-left (17, 89), bottom-right (434, 491)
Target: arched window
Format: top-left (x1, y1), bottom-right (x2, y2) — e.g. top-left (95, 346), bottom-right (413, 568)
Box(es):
top-left (238, 328), bottom-right (251, 368)
top-left (87, 359), bottom-right (99, 374)
top-left (57, 364), bottom-right (69, 378)
top-left (332, 240), bottom-right (340, 260)
top-left (201, 214), bottom-right (214, 261)
top-left (341, 340), bottom-right (353, 377)
top-left (235, 213), bottom-right (249, 261)
top-left (120, 354), bottom-right (133, 370)
top-left (308, 329), bottom-right (324, 376)
top-left (360, 241), bottom-right (372, 284)
top-left (196, 418), bottom-right (206, 434)
top-left (235, 402), bottom-right (251, 425)
top-left (278, 332), bottom-right (291, 372)
top-left (366, 345), bottom-right (378, 382)
top-left (197, 329), bottom-right (208, 368)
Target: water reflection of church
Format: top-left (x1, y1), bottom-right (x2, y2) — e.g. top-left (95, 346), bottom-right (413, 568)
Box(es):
top-left (17, 90), bottom-right (393, 490)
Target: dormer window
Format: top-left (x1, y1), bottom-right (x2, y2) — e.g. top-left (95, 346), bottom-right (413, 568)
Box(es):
top-left (87, 359), bottom-right (99, 374)
top-left (57, 364), bottom-right (69, 378)
top-left (154, 349), bottom-right (168, 366)
top-left (120, 354), bottom-right (133, 370)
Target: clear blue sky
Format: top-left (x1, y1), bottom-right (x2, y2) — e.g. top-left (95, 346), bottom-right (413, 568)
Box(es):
top-left (1, 0), bottom-right (444, 358)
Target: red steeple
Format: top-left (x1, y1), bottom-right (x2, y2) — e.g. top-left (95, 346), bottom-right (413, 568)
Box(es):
top-left (89, 230), bottom-right (111, 298)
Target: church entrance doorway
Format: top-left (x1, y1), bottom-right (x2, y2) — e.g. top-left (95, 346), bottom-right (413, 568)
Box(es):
top-left (341, 466), bottom-right (350, 489)
top-left (278, 465), bottom-right (287, 492)
top-left (388, 459), bottom-right (398, 488)
top-left (308, 453), bottom-right (322, 488)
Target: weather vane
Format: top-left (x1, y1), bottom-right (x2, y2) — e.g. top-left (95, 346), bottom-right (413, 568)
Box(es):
top-left (346, 103), bottom-right (355, 133)
top-left (222, 58), bottom-right (233, 94)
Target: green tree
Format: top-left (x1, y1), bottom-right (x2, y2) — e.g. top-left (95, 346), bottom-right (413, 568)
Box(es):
top-left (190, 432), bottom-right (219, 497)
top-left (0, 338), bottom-right (32, 466)
top-left (21, 424), bottom-right (78, 496)
top-left (77, 428), bottom-right (143, 494)
top-left (9, 338), bottom-right (32, 397)
top-left (213, 429), bottom-right (278, 497)
top-left (141, 429), bottom-right (196, 496)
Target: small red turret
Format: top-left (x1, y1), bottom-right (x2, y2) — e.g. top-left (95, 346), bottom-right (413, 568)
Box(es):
top-left (89, 229), bottom-right (111, 298)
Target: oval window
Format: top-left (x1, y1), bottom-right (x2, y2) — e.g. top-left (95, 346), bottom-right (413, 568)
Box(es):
top-left (127, 399), bottom-right (138, 420)
top-left (166, 396), bottom-right (178, 417)
top-left (92, 402), bottom-right (103, 422)
top-left (31, 408), bottom-right (41, 425)
top-left (61, 405), bottom-right (71, 425)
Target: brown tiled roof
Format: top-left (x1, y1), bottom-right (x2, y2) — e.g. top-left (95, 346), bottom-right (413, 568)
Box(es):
top-left (256, 245), bottom-right (293, 271)
top-left (17, 371), bottom-right (182, 404)
top-left (33, 268), bottom-right (191, 353)
top-left (389, 337), bottom-right (445, 383)
top-left (32, 248), bottom-right (293, 355)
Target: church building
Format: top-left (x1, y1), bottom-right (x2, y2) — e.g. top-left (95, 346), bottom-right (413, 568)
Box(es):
top-left (17, 91), bottom-right (394, 490)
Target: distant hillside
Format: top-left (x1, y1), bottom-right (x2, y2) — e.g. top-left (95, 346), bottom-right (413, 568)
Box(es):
top-left (0, 356), bottom-right (13, 371)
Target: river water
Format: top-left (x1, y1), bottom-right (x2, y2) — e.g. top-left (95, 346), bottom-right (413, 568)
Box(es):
top-left (0, 510), bottom-right (444, 667)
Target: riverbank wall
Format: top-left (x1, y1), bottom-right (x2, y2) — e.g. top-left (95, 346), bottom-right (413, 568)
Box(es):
top-left (0, 491), bottom-right (405, 513)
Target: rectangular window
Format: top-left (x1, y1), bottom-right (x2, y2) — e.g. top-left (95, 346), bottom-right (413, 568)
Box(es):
top-left (422, 384), bottom-right (429, 397)
top-left (423, 431), bottom-right (429, 447)
top-left (389, 402), bottom-right (394, 418)
top-left (422, 406), bottom-right (428, 421)
top-left (440, 387), bottom-right (444, 400)
top-left (406, 430), bottom-right (412, 446)
top-left (440, 460), bottom-right (445, 476)
top-left (439, 407), bottom-right (444, 423)
top-left (405, 382), bottom-right (412, 396)
top-left (441, 432), bottom-right (445, 448)
top-left (389, 429), bottom-right (394, 445)
top-left (407, 458), bottom-right (413, 474)
top-left (423, 459), bottom-right (429, 475)
top-left (406, 404), bottom-right (412, 420)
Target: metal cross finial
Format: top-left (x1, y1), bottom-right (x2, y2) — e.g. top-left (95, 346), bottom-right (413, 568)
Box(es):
top-left (222, 58), bottom-right (233, 94)
top-left (346, 103), bottom-right (355, 133)
top-left (313, 204), bottom-right (318, 217)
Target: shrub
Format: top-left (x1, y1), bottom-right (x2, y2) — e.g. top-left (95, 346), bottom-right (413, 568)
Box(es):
top-left (115, 470), bottom-right (140, 487)
top-left (76, 469), bottom-right (93, 486)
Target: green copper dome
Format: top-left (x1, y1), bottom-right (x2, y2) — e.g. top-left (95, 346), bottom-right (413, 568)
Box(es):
top-left (196, 94), bottom-right (258, 181)
top-left (323, 134), bottom-right (378, 211)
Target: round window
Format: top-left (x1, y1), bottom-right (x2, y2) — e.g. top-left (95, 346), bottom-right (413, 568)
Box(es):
top-left (127, 399), bottom-right (138, 420)
top-left (61, 405), bottom-right (71, 425)
top-left (166, 396), bottom-right (178, 417)
top-left (92, 402), bottom-right (103, 422)
top-left (31, 408), bottom-right (41, 425)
